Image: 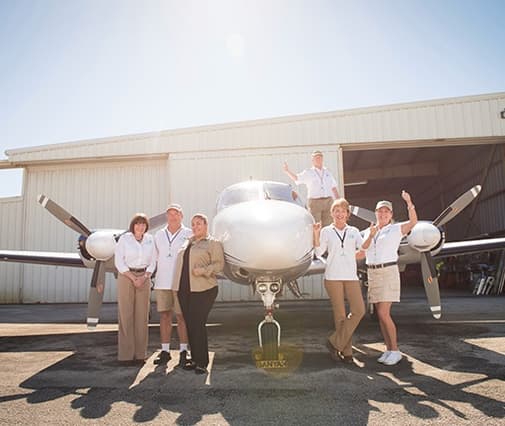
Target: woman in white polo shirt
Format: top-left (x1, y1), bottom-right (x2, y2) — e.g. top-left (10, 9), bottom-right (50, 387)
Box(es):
top-left (362, 191), bottom-right (417, 366)
top-left (114, 213), bottom-right (156, 364)
top-left (314, 198), bottom-right (374, 363)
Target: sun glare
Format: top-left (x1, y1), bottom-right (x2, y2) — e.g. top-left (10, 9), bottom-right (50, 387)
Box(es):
top-left (226, 33), bottom-right (245, 58)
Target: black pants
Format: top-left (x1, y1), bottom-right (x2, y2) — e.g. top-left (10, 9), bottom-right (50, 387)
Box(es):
top-left (178, 286), bottom-right (218, 368)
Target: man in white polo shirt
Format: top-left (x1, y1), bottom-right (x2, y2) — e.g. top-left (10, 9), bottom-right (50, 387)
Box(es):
top-left (153, 204), bottom-right (193, 366)
top-left (283, 150), bottom-right (339, 226)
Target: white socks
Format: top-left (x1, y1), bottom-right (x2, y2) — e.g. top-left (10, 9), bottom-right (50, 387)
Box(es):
top-left (377, 351), bottom-right (391, 363)
top-left (161, 343), bottom-right (188, 352)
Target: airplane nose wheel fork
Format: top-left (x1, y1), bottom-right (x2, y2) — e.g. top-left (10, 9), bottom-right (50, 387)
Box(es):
top-left (258, 312), bottom-right (281, 360)
top-left (255, 281), bottom-right (285, 366)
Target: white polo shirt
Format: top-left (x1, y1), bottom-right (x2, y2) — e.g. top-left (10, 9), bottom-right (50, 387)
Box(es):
top-left (296, 167), bottom-right (337, 199)
top-left (153, 225), bottom-right (192, 290)
top-left (363, 223), bottom-right (403, 265)
top-left (315, 224), bottom-right (363, 280)
top-left (114, 232), bottom-right (157, 274)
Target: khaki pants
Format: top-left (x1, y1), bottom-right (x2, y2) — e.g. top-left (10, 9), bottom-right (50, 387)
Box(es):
top-left (325, 280), bottom-right (365, 356)
top-left (308, 197), bottom-right (333, 226)
top-left (117, 272), bottom-right (151, 361)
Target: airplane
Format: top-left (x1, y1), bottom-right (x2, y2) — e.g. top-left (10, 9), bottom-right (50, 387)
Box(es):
top-left (1, 180), bottom-right (505, 366)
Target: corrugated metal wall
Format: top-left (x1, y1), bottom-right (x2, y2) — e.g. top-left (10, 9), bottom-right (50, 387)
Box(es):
top-left (2, 92), bottom-right (504, 303)
top-left (19, 158), bottom-right (169, 303)
top-left (440, 143), bottom-right (505, 239)
top-left (0, 197), bottom-right (23, 302)
top-left (6, 93), bottom-right (505, 164)
top-left (2, 149), bottom-right (339, 303)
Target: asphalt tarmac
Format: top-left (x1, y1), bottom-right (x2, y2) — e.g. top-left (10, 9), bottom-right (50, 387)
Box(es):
top-left (0, 291), bottom-right (504, 425)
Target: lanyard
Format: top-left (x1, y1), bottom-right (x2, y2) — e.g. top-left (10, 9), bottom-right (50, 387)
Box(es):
top-left (333, 227), bottom-right (347, 248)
top-left (372, 227), bottom-right (384, 260)
top-left (314, 168), bottom-right (325, 190)
top-left (373, 228), bottom-right (381, 246)
top-left (165, 228), bottom-right (182, 257)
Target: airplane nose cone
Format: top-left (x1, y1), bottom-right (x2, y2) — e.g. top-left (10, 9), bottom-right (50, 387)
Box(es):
top-left (213, 200), bottom-right (314, 270)
top-left (85, 231), bottom-right (117, 261)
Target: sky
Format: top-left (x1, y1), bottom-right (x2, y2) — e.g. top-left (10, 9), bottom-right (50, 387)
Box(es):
top-left (0, 0), bottom-right (504, 197)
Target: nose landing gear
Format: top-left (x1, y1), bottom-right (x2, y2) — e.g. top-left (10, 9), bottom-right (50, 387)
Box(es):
top-left (254, 281), bottom-right (286, 368)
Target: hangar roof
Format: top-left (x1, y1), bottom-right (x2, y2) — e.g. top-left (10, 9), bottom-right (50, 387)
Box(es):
top-left (4, 92), bottom-right (505, 166)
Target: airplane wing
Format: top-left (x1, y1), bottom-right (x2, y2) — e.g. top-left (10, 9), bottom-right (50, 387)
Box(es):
top-left (436, 237), bottom-right (505, 258)
top-left (0, 250), bottom-right (85, 267)
top-left (304, 257), bottom-right (327, 276)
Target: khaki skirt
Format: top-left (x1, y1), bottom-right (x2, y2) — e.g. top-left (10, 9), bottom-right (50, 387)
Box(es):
top-left (367, 265), bottom-right (401, 303)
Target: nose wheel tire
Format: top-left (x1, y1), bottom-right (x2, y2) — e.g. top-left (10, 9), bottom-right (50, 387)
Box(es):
top-left (260, 322), bottom-right (280, 360)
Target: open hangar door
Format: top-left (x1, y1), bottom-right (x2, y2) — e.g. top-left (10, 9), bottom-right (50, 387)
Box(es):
top-left (341, 142), bottom-right (505, 293)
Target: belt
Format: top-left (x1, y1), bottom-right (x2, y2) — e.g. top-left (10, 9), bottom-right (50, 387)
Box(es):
top-left (129, 267), bottom-right (147, 273)
top-left (367, 262), bottom-right (397, 270)
top-left (310, 197), bottom-right (332, 200)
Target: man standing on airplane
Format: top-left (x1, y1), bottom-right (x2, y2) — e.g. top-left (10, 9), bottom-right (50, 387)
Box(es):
top-left (283, 150), bottom-right (339, 226)
top-left (153, 204), bottom-right (193, 366)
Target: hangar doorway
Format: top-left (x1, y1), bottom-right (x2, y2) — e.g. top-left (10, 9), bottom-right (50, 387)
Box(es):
top-left (341, 142), bottom-right (505, 293)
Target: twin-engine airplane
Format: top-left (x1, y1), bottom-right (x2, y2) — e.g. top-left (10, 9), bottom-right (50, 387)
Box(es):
top-left (1, 180), bottom-right (505, 362)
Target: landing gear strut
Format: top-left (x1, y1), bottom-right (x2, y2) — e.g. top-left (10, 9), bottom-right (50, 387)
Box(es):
top-left (255, 280), bottom-right (286, 368)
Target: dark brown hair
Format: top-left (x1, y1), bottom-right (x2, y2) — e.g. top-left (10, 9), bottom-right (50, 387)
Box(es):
top-left (191, 213), bottom-right (208, 225)
top-left (129, 213), bottom-right (150, 233)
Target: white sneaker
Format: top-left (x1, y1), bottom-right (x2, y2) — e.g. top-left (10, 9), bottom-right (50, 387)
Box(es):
top-left (377, 351), bottom-right (391, 363)
top-left (383, 351), bottom-right (402, 366)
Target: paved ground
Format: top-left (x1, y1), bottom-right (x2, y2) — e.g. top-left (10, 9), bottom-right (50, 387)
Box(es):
top-left (0, 291), bottom-right (504, 425)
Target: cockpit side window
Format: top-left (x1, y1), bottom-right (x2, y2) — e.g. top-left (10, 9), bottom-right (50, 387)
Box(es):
top-left (264, 182), bottom-right (303, 206)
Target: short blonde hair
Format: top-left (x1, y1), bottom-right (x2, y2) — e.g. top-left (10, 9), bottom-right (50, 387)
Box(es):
top-left (330, 198), bottom-right (350, 214)
top-left (129, 213), bottom-right (149, 233)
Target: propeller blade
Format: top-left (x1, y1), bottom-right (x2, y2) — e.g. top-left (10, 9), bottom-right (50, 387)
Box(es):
top-left (148, 212), bottom-right (167, 230)
top-left (350, 205), bottom-right (376, 224)
top-left (38, 195), bottom-right (91, 236)
top-left (87, 260), bottom-right (106, 329)
top-left (433, 185), bottom-right (481, 227)
top-left (420, 252), bottom-right (442, 319)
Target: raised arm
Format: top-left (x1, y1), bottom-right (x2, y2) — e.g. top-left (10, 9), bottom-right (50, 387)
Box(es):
top-left (282, 161), bottom-right (298, 183)
top-left (400, 190), bottom-right (418, 235)
top-left (331, 186), bottom-right (340, 199)
top-left (361, 223), bottom-right (378, 250)
top-left (313, 223), bottom-right (328, 257)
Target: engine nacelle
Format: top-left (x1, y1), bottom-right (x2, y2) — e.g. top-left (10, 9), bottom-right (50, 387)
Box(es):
top-left (406, 221), bottom-right (443, 253)
top-left (85, 231), bottom-right (118, 261)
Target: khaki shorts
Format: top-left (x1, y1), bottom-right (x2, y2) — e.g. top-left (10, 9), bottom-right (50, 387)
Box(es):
top-left (367, 265), bottom-right (401, 303)
top-left (155, 289), bottom-right (182, 314)
top-left (308, 197), bottom-right (333, 226)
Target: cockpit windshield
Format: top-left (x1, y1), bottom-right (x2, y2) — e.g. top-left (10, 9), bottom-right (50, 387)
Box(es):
top-left (216, 181), bottom-right (303, 211)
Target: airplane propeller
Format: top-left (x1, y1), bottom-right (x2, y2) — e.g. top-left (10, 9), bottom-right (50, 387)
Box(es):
top-left (420, 251), bottom-right (441, 318)
top-left (38, 195), bottom-right (91, 236)
top-left (38, 195), bottom-right (108, 329)
top-left (433, 185), bottom-right (481, 227)
top-left (87, 259), bottom-right (106, 329)
top-left (37, 194), bottom-right (166, 329)
top-left (349, 205), bottom-right (376, 224)
top-left (350, 185), bottom-right (482, 319)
